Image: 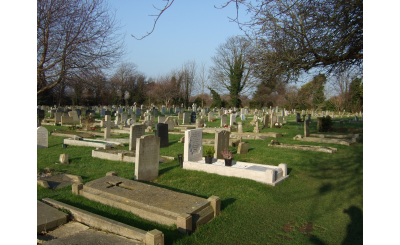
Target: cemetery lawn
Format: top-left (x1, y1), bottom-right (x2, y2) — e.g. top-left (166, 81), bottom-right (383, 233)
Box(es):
top-left (38, 114), bottom-right (362, 245)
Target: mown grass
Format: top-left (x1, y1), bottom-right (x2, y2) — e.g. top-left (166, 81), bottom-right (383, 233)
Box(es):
top-left (38, 112), bottom-right (362, 245)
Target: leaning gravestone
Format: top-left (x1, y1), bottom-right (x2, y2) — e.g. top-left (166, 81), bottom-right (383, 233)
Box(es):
top-left (135, 135), bottom-right (160, 181)
top-left (37, 127), bottom-right (48, 148)
top-left (155, 123), bottom-right (169, 148)
top-left (129, 125), bottom-right (146, 151)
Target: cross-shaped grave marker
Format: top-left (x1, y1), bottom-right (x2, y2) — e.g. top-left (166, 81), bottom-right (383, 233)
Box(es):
top-left (103, 115), bottom-right (113, 139)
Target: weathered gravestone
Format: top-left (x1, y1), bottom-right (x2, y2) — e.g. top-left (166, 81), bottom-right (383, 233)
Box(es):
top-left (230, 114), bottom-right (236, 126)
top-left (184, 129), bottom-right (203, 162)
top-left (165, 118), bottom-right (175, 131)
top-left (183, 112), bottom-right (190, 124)
top-left (129, 125), bottom-right (146, 151)
top-left (238, 122), bottom-right (243, 133)
top-left (74, 109), bottom-right (81, 117)
top-left (37, 127), bottom-right (48, 148)
top-left (61, 116), bottom-right (74, 126)
top-left (214, 130), bottom-right (230, 159)
top-left (104, 110), bottom-right (111, 116)
top-left (68, 111), bottom-right (79, 123)
top-left (103, 115), bottom-right (113, 139)
top-left (220, 114), bottom-right (227, 127)
top-left (156, 123), bottom-right (169, 148)
top-left (304, 119), bottom-right (310, 137)
top-left (237, 142), bottom-right (249, 154)
top-left (135, 135), bottom-right (160, 181)
top-left (208, 112), bottom-right (214, 121)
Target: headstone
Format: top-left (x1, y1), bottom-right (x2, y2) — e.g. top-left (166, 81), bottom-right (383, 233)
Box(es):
top-left (354, 116), bottom-right (358, 121)
top-left (238, 122), bottom-right (243, 133)
top-left (131, 113), bottom-right (136, 122)
top-left (220, 114), bottom-right (227, 127)
top-left (178, 112), bottom-right (183, 120)
top-left (183, 113), bottom-right (190, 124)
top-left (135, 135), bottom-right (160, 181)
top-left (208, 112), bottom-right (214, 122)
top-left (68, 111), bottom-right (79, 123)
top-left (317, 117), bottom-right (323, 132)
top-left (230, 114), bottom-right (236, 126)
top-left (59, 154), bottom-right (69, 164)
top-left (129, 125), bottom-right (146, 151)
top-left (50, 109), bottom-right (56, 118)
top-left (253, 121), bottom-right (260, 133)
top-left (103, 115), bottom-right (113, 139)
top-left (296, 113), bottom-right (301, 123)
top-left (136, 108), bottom-right (141, 116)
top-left (191, 112), bottom-right (196, 123)
top-left (237, 142), bottom-right (249, 154)
top-left (61, 116), bottom-right (74, 126)
top-left (121, 113), bottom-right (128, 123)
top-left (165, 118), bottom-right (175, 131)
top-left (55, 112), bottom-right (62, 123)
top-left (105, 110), bottom-right (111, 116)
top-left (304, 119), bottom-right (310, 137)
top-left (214, 130), bottom-right (230, 159)
top-left (74, 109), bottom-right (81, 117)
top-left (184, 129), bottom-right (203, 162)
top-left (38, 109), bottom-right (45, 119)
top-left (158, 116), bottom-right (166, 123)
top-left (155, 123), bottom-right (169, 148)
top-left (241, 114), bottom-right (245, 121)
top-left (37, 127), bottom-right (48, 148)
top-left (263, 114), bottom-right (270, 128)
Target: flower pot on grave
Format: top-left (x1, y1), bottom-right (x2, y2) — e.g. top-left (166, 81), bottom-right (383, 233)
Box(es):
top-left (224, 158), bottom-right (233, 166)
top-left (205, 156), bottom-right (213, 164)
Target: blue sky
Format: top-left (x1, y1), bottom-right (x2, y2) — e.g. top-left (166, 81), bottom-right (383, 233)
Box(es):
top-left (107, 0), bottom-right (250, 80)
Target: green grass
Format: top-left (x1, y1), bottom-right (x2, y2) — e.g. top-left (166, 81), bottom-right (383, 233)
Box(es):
top-left (38, 113), bottom-right (362, 245)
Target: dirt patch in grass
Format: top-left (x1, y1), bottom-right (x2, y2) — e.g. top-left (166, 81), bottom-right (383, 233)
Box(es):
top-left (297, 222), bottom-right (314, 235)
top-left (283, 221), bottom-right (295, 232)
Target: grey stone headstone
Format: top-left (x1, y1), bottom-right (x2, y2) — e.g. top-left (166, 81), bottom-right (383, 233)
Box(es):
top-left (105, 110), bottom-right (111, 116)
top-left (129, 124), bottom-right (146, 151)
top-left (184, 129), bottom-right (203, 162)
top-left (37, 127), bottom-right (48, 148)
top-left (135, 135), bottom-right (160, 181)
top-left (155, 123), bottom-right (169, 148)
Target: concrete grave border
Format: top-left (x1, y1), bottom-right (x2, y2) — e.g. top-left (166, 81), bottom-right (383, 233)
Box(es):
top-left (42, 198), bottom-right (164, 245)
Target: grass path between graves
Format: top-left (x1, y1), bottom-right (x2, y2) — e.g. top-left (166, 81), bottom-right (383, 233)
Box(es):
top-left (38, 113), bottom-right (362, 245)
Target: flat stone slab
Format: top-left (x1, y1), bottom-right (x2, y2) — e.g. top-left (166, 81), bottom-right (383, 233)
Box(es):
top-left (37, 201), bottom-right (68, 233)
top-left (37, 174), bottom-right (81, 189)
top-left (44, 229), bottom-right (143, 245)
top-left (42, 198), bottom-right (163, 244)
top-left (293, 135), bottom-right (353, 146)
top-left (309, 133), bottom-right (359, 142)
top-left (268, 142), bottom-right (337, 153)
top-left (91, 149), bottom-right (173, 163)
top-left (78, 176), bottom-right (218, 232)
top-left (183, 158), bottom-right (289, 186)
top-left (63, 138), bottom-right (114, 149)
top-left (231, 132), bottom-right (282, 138)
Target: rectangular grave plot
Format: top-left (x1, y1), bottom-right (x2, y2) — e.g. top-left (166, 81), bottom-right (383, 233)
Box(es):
top-left (78, 176), bottom-right (217, 232)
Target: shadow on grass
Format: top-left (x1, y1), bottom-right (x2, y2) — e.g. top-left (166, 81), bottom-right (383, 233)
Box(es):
top-left (159, 165), bottom-right (176, 176)
top-left (342, 206), bottom-right (363, 245)
top-left (221, 198), bottom-right (236, 210)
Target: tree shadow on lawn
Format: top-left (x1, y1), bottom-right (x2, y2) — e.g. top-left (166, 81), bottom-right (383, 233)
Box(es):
top-left (292, 147), bottom-right (363, 244)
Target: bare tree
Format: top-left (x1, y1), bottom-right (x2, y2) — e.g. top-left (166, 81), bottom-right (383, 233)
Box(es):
top-left (37, 0), bottom-right (125, 95)
top-left (196, 61), bottom-right (209, 108)
top-left (221, 0), bottom-right (363, 82)
top-left (209, 36), bottom-right (258, 107)
top-left (180, 60), bottom-right (197, 108)
top-left (110, 62), bottom-right (138, 104)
